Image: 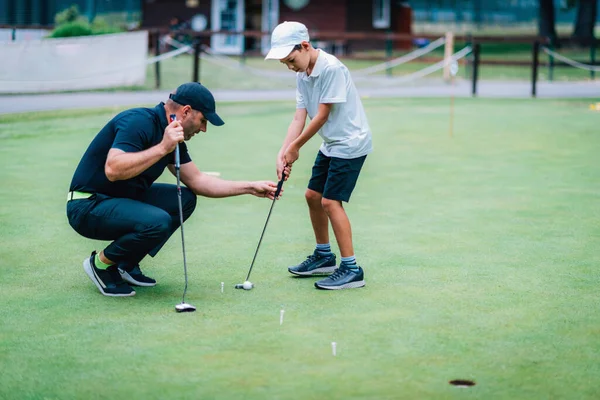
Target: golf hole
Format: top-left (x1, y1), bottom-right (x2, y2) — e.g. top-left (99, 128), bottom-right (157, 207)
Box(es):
top-left (449, 379), bottom-right (475, 388)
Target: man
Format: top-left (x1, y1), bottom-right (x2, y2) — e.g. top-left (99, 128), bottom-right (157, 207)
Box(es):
top-left (67, 82), bottom-right (279, 297)
top-left (265, 22), bottom-right (372, 290)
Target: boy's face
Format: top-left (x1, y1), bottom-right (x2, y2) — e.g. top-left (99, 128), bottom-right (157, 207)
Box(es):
top-left (279, 42), bottom-right (311, 73)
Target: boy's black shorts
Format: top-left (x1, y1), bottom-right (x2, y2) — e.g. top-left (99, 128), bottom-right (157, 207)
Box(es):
top-left (307, 151), bottom-right (367, 203)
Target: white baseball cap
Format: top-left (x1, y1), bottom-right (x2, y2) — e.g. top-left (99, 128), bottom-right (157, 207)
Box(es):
top-left (265, 21), bottom-right (310, 60)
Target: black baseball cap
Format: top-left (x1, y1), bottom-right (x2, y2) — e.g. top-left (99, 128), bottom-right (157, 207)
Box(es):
top-left (169, 82), bottom-right (224, 126)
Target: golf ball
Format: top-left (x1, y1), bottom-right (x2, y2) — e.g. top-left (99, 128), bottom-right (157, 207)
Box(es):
top-left (243, 281), bottom-right (253, 290)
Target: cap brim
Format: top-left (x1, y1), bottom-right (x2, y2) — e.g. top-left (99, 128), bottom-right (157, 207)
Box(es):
top-left (205, 111), bottom-right (224, 126)
top-left (264, 45), bottom-right (296, 60)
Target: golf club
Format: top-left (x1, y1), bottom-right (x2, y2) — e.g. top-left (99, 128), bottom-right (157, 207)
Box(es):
top-left (235, 173), bottom-right (286, 290)
top-left (171, 114), bottom-right (196, 313)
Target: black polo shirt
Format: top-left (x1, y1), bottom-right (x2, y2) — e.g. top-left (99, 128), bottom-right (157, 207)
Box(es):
top-left (69, 102), bottom-right (192, 199)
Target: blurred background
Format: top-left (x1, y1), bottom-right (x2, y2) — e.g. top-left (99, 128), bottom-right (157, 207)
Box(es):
top-left (0, 0), bottom-right (598, 93)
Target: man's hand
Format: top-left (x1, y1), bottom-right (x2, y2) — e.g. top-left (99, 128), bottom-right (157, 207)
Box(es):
top-left (283, 144), bottom-right (300, 166)
top-left (276, 155), bottom-right (292, 181)
top-left (249, 181), bottom-right (282, 200)
top-left (161, 120), bottom-right (184, 153)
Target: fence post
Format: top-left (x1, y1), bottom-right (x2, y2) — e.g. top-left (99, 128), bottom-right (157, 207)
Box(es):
top-left (443, 31), bottom-right (455, 82)
top-left (547, 43), bottom-right (554, 82)
top-left (591, 39), bottom-right (596, 80)
top-left (385, 30), bottom-right (393, 77)
top-left (471, 42), bottom-right (480, 97)
top-left (531, 40), bottom-right (540, 98)
top-left (154, 30), bottom-right (161, 89)
top-left (465, 33), bottom-right (473, 79)
top-left (193, 40), bottom-right (201, 83)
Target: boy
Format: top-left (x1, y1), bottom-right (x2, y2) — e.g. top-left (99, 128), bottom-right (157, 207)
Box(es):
top-left (265, 22), bottom-right (373, 290)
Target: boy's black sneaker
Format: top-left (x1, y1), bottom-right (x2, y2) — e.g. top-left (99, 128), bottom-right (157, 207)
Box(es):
top-left (314, 264), bottom-right (366, 290)
top-left (118, 264), bottom-right (157, 287)
top-left (83, 252), bottom-right (136, 297)
top-left (288, 250), bottom-right (337, 276)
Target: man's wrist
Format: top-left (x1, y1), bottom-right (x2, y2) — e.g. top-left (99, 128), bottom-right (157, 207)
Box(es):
top-left (156, 142), bottom-right (170, 157)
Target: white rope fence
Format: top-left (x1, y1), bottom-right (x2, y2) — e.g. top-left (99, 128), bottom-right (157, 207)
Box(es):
top-left (542, 46), bottom-right (600, 72)
top-left (163, 35), bottom-right (450, 81)
top-left (352, 36), bottom-right (446, 77)
top-left (147, 44), bottom-right (192, 64)
top-left (357, 46), bottom-right (472, 86)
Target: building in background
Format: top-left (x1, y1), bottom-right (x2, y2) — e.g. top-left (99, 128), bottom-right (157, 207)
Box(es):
top-left (0, 0), bottom-right (141, 26)
top-left (1, 0), bottom-right (598, 52)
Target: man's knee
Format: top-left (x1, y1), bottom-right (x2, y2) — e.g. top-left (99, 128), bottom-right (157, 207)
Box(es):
top-left (145, 212), bottom-right (172, 238)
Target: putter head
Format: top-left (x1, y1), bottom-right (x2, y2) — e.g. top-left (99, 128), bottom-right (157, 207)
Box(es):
top-left (234, 282), bottom-right (254, 290)
top-left (175, 302), bottom-right (196, 313)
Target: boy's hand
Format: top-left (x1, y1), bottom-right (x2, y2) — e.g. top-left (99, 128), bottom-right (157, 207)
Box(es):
top-left (283, 144), bottom-right (300, 166)
top-left (276, 155), bottom-right (292, 181)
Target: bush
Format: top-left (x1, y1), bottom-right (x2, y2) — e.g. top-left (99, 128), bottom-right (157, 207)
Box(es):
top-left (54, 5), bottom-right (83, 25)
top-left (48, 21), bottom-right (93, 38)
top-left (49, 4), bottom-right (126, 38)
top-left (91, 16), bottom-right (124, 35)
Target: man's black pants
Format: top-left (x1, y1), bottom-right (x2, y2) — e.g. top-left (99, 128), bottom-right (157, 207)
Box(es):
top-left (67, 183), bottom-right (197, 266)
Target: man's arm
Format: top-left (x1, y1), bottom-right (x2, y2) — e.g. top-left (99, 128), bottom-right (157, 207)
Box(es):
top-left (105, 146), bottom-right (168, 182)
top-left (176, 161), bottom-right (278, 199)
top-left (105, 119), bottom-right (183, 182)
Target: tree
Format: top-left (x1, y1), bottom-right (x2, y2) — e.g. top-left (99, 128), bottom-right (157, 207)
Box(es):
top-left (539, 0), bottom-right (558, 45)
top-left (539, 0), bottom-right (598, 46)
top-left (572, 0), bottom-right (598, 45)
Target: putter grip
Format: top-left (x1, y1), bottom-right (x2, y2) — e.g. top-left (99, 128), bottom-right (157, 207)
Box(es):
top-left (275, 173), bottom-right (286, 197)
top-left (175, 145), bottom-right (180, 169)
top-left (170, 114), bottom-right (181, 169)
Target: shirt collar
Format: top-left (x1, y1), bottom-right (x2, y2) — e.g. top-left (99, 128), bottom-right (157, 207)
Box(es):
top-left (155, 102), bottom-right (169, 131)
top-left (300, 50), bottom-right (325, 80)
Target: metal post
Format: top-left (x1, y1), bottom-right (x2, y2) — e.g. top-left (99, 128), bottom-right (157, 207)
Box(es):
top-left (154, 31), bottom-right (161, 89)
top-left (591, 39), bottom-right (596, 80)
top-left (471, 43), bottom-right (480, 97)
top-left (385, 30), bottom-right (393, 77)
top-left (465, 33), bottom-right (473, 79)
top-left (547, 44), bottom-right (554, 82)
top-left (193, 40), bottom-right (201, 83)
top-left (531, 40), bottom-right (540, 98)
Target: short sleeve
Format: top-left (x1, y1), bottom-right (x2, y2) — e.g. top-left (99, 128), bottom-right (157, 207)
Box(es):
top-left (296, 81), bottom-right (306, 109)
top-left (171, 142), bottom-right (192, 165)
top-left (319, 65), bottom-right (347, 104)
top-left (112, 114), bottom-right (154, 153)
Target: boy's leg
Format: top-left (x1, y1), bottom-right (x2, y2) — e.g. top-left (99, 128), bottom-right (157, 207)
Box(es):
top-left (288, 152), bottom-right (337, 276)
top-left (321, 199), bottom-right (353, 257)
top-left (314, 155), bottom-right (367, 290)
top-left (306, 189), bottom-right (329, 245)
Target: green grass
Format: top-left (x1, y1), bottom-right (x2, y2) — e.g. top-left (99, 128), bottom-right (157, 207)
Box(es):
top-left (1, 98), bottom-right (600, 399)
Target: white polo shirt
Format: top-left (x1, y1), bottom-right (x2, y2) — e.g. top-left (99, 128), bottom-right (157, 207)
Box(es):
top-left (296, 50), bottom-right (373, 159)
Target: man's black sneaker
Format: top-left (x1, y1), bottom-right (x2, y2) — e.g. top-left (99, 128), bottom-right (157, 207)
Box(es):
top-left (288, 250), bottom-right (337, 276)
top-left (314, 264), bottom-right (366, 290)
top-left (118, 264), bottom-right (157, 287)
top-left (83, 252), bottom-right (136, 297)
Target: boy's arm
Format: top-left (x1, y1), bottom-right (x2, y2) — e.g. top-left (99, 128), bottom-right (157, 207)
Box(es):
top-left (277, 108), bottom-right (307, 180)
top-left (283, 103), bottom-right (332, 165)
